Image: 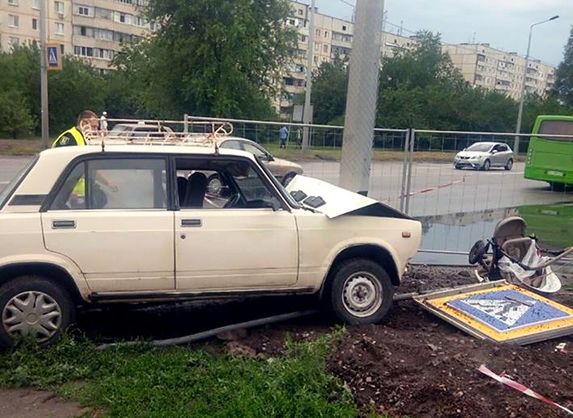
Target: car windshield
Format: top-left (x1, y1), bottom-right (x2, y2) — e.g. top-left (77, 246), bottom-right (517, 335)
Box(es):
top-left (467, 143), bottom-right (492, 152)
top-left (256, 157), bottom-right (299, 207)
top-left (0, 156), bottom-right (38, 210)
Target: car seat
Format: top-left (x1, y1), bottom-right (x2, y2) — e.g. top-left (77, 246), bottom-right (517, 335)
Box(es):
top-left (184, 173), bottom-right (207, 208)
top-left (177, 176), bottom-right (188, 207)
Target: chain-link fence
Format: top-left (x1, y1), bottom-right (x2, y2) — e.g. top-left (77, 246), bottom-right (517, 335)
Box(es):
top-left (103, 115), bottom-right (573, 263)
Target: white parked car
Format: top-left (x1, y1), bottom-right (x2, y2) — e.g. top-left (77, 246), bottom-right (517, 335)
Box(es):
top-left (0, 141), bottom-right (421, 347)
top-left (454, 142), bottom-right (514, 171)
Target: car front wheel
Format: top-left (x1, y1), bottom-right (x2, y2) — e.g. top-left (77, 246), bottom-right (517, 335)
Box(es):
top-left (0, 276), bottom-right (74, 348)
top-left (481, 159), bottom-right (491, 171)
top-left (329, 259), bottom-right (394, 325)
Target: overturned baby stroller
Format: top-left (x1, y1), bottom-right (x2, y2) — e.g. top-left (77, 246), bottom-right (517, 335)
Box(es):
top-left (469, 216), bottom-right (573, 294)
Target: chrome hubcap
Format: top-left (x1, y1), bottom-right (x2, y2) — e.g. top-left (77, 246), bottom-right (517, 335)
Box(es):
top-left (2, 291), bottom-right (62, 342)
top-left (342, 272), bottom-right (382, 318)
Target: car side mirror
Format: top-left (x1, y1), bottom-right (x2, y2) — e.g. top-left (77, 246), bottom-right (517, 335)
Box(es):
top-left (491, 149), bottom-right (498, 154)
top-left (265, 154), bottom-right (275, 162)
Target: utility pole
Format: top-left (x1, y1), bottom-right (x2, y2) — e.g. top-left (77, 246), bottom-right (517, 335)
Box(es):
top-left (339, 0), bottom-right (384, 195)
top-left (301, 0), bottom-right (315, 153)
top-left (514, 15), bottom-right (559, 154)
top-left (39, 0), bottom-right (49, 149)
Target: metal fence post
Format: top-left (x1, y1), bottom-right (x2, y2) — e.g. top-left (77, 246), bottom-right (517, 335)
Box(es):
top-left (399, 128), bottom-right (411, 212)
top-left (183, 114), bottom-right (189, 133)
top-left (404, 128), bottom-right (415, 215)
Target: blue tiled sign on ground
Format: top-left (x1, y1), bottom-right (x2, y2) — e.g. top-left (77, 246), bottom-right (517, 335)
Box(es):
top-left (447, 289), bottom-right (571, 332)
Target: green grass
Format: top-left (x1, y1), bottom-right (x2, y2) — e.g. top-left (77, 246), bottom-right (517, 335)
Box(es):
top-left (0, 332), bottom-right (361, 417)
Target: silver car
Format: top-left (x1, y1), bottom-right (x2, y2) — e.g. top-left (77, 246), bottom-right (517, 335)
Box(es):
top-left (454, 142), bottom-right (514, 171)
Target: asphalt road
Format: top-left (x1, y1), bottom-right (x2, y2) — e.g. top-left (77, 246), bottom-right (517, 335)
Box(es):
top-left (2, 156), bottom-right (572, 216)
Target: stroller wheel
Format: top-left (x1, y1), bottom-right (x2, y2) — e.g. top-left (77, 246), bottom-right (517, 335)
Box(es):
top-left (469, 240), bottom-right (488, 265)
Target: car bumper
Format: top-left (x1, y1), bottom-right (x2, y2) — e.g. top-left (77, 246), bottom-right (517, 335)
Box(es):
top-left (454, 160), bottom-right (483, 169)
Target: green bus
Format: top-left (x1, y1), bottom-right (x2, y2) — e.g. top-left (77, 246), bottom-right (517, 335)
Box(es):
top-left (524, 115), bottom-right (573, 189)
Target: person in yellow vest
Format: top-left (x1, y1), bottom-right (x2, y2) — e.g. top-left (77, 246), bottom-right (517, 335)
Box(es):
top-left (53, 110), bottom-right (116, 205)
top-left (52, 110), bottom-right (99, 148)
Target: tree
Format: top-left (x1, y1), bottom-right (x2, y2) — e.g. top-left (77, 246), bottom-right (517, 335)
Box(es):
top-left (311, 57), bottom-right (348, 125)
top-left (114, 0), bottom-right (297, 119)
top-left (0, 90), bottom-right (36, 138)
top-left (553, 27), bottom-right (573, 106)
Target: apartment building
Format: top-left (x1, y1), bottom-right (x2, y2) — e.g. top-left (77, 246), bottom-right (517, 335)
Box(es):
top-left (281, 0), bottom-right (414, 116)
top-left (443, 43), bottom-right (555, 101)
top-left (0, 0), bottom-right (151, 70)
top-left (282, 1), bottom-right (556, 117)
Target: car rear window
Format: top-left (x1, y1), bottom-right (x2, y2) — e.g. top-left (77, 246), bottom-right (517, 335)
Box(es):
top-left (539, 121), bottom-right (573, 141)
top-left (0, 156), bottom-right (38, 210)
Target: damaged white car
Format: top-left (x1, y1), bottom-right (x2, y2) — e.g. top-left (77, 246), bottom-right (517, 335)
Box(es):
top-left (0, 141), bottom-right (421, 347)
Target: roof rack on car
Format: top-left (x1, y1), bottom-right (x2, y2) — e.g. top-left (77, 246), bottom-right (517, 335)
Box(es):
top-left (86, 118), bottom-right (234, 152)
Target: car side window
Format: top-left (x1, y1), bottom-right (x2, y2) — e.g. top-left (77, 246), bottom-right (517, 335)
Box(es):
top-left (220, 140), bottom-right (242, 150)
top-left (50, 158), bottom-right (167, 210)
top-left (242, 143), bottom-right (267, 159)
top-left (499, 144), bottom-right (508, 152)
top-left (175, 158), bottom-right (280, 210)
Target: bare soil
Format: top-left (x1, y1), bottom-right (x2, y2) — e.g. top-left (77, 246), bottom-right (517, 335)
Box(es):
top-left (235, 265), bottom-right (573, 418)
top-left (0, 388), bottom-right (90, 418)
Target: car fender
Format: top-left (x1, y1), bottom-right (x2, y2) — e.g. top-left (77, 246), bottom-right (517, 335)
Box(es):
top-left (0, 253), bottom-right (90, 301)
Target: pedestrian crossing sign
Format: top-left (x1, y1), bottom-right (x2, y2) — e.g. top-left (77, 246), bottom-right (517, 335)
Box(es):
top-left (46, 44), bottom-right (62, 71)
top-left (415, 281), bottom-right (573, 344)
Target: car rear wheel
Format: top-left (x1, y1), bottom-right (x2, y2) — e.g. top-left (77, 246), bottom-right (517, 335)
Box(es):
top-left (329, 259), bottom-right (394, 325)
top-left (482, 159), bottom-right (491, 171)
top-left (0, 276), bottom-right (74, 348)
top-left (505, 159), bottom-right (513, 171)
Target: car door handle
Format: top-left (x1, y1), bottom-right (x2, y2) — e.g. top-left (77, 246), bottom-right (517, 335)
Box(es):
top-left (181, 218), bottom-right (202, 227)
top-left (52, 220), bottom-right (76, 229)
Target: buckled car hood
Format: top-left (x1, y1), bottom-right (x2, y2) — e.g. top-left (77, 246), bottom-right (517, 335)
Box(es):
top-left (285, 175), bottom-right (411, 220)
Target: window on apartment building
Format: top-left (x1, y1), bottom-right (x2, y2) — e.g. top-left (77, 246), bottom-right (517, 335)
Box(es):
top-left (299, 34), bottom-right (307, 43)
top-left (324, 30), bottom-right (328, 38)
top-left (323, 44), bottom-right (328, 53)
top-left (55, 1), bottom-right (64, 15)
top-left (288, 19), bottom-right (295, 25)
top-left (55, 22), bottom-right (64, 35)
top-left (8, 15), bottom-right (19, 27)
top-left (315, 28), bottom-right (320, 37)
top-left (32, 0), bottom-right (40, 9)
top-left (8, 0), bottom-right (19, 6)
top-left (97, 29), bottom-right (113, 41)
top-left (298, 9), bottom-right (303, 15)
top-left (342, 25), bottom-right (347, 31)
top-left (313, 56), bottom-right (318, 65)
top-left (32, 18), bottom-right (38, 30)
top-left (77, 6), bottom-right (92, 17)
top-left (74, 45), bottom-right (94, 57)
top-left (60, 44), bottom-right (64, 54)
top-left (314, 42), bottom-right (319, 51)
top-left (134, 16), bottom-right (145, 26)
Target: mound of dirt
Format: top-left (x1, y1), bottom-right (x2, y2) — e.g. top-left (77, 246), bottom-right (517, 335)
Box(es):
top-left (240, 265), bottom-right (573, 417)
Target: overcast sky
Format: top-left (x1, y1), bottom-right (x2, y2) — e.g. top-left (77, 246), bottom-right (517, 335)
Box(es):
top-left (312, 0), bottom-right (571, 67)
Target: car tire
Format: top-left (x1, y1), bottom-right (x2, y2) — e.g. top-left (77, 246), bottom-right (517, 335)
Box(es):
top-left (281, 172), bottom-right (297, 187)
top-left (329, 258), bottom-right (394, 325)
top-left (482, 159), bottom-right (491, 171)
top-left (0, 276), bottom-right (74, 348)
top-left (549, 182), bottom-right (567, 192)
top-left (454, 165), bottom-right (462, 170)
top-left (505, 159), bottom-right (513, 171)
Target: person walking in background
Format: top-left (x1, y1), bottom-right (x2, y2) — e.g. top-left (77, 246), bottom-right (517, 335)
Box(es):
top-left (295, 127), bottom-right (302, 149)
top-left (100, 111), bottom-right (109, 135)
top-left (279, 125), bottom-right (289, 149)
top-left (52, 110), bottom-right (99, 147)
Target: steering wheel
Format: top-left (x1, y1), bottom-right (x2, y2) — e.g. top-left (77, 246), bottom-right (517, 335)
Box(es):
top-left (224, 191), bottom-right (242, 208)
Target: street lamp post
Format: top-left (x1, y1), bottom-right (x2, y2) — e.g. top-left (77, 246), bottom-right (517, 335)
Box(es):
top-left (514, 15), bottom-right (559, 154)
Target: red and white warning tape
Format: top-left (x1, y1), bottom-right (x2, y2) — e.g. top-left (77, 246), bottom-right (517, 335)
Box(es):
top-left (401, 178), bottom-right (465, 198)
top-left (479, 364), bottom-right (573, 415)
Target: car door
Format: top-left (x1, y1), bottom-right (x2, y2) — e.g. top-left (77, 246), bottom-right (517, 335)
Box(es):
top-left (498, 144), bottom-right (511, 165)
top-left (173, 156), bottom-right (299, 291)
top-left (490, 144), bottom-right (504, 166)
top-left (41, 156), bottom-right (175, 292)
